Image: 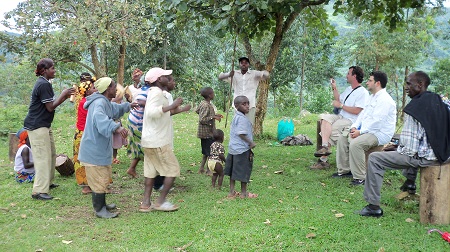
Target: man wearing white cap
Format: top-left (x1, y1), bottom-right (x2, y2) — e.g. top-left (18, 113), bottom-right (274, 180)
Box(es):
top-left (140, 67), bottom-right (185, 212)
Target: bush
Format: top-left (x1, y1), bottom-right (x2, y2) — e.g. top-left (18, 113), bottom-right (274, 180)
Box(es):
top-left (303, 85), bottom-right (333, 114)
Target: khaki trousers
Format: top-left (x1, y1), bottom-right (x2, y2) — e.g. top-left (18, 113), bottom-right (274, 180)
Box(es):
top-left (28, 127), bottom-right (56, 194)
top-left (320, 114), bottom-right (352, 146)
top-left (336, 131), bottom-right (378, 180)
top-left (85, 164), bottom-right (112, 193)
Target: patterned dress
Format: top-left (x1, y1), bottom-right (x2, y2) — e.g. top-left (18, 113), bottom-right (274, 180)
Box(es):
top-left (127, 85), bottom-right (150, 159)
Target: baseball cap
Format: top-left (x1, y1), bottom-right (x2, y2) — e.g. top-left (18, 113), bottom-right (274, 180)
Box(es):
top-left (144, 67), bottom-right (173, 83)
top-left (238, 57), bottom-right (250, 64)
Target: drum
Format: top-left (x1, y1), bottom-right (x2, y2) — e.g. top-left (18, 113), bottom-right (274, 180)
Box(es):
top-left (55, 154), bottom-right (75, 176)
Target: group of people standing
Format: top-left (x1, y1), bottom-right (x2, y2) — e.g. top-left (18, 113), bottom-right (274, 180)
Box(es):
top-left (18, 56), bottom-right (449, 220)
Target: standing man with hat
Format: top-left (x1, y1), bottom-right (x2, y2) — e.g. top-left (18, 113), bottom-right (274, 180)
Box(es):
top-left (219, 57), bottom-right (269, 125)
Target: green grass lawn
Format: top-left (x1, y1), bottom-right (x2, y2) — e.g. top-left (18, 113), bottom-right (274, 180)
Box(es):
top-left (0, 110), bottom-right (448, 251)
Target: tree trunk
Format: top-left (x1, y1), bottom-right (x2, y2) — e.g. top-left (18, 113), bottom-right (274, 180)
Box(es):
top-left (117, 39), bottom-right (126, 85)
top-left (248, 11), bottom-right (301, 136)
top-left (299, 41), bottom-right (306, 113)
top-left (90, 44), bottom-right (106, 77)
top-left (254, 78), bottom-right (269, 135)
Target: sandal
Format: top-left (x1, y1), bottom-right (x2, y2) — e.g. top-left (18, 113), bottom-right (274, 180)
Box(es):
top-left (227, 191), bottom-right (240, 199)
top-left (240, 192), bottom-right (258, 199)
top-left (139, 204), bottom-right (153, 213)
top-left (153, 201), bottom-right (179, 212)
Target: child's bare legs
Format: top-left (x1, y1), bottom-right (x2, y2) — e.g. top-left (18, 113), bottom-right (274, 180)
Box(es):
top-left (198, 154), bottom-right (207, 174)
top-left (212, 163), bottom-right (224, 189)
top-left (228, 178), bottom-right (237, 197)
top-left (141, 177), bottom-right (155, 208)
top-left (126, 158), bottom-right (140, 178)
top-left (156, 177), bottom-right (175, 205)
top-left (240, 182), bottom-right (258, 198)
top-left (113, 149), bottom-right (120, 164)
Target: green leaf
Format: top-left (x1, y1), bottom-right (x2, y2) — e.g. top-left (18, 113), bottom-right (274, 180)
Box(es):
top-left (178, 2), bottom-right (188, 12)
top-left (222, 5), bottom-right (231, 11)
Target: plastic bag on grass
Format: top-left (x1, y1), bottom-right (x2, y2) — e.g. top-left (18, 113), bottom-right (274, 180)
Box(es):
top-left (277, 118), bottom-right (294, 141)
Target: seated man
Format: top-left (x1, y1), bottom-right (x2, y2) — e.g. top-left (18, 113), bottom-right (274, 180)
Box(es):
top-left (311, 66), bottom-right (369, 169)
top-left (333, 71), bottom-right (396, 185)
top-left (358, 71), bottom-right (450, 217)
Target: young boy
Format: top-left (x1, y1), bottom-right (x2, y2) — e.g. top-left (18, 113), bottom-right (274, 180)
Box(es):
top-left (207, 129), bottom-right (226, 189)
top-left (78, 77), bottom-right (138, 218)
top-left (196, 87), bottom-right (223, 174)
top-left (225, 96), bottom-right (257, 198)
top-left (140, 67), bottom-right (188, 212)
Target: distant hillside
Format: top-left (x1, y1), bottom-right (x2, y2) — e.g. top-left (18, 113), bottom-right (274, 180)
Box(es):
top-left (325, 3), bottom-right (450, 73)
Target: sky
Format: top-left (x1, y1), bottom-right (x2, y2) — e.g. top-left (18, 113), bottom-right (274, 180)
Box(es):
top-left (1, 0), bottom-right (450, 31)
top-left (0, 0), bottom-right (23, 31)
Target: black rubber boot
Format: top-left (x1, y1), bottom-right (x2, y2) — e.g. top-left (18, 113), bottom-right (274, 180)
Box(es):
top-left (106, 203), bottom-right (116, 210)
top-left (92, 192), bottom-right (118, 218)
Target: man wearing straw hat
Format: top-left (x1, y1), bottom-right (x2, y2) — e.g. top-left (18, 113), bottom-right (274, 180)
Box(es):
top-left (219, 57), bottom-right (269, 125)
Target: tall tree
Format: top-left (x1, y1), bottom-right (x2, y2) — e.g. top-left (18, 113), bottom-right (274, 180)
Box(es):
top-left (3, 0), bottom-right (154, 82)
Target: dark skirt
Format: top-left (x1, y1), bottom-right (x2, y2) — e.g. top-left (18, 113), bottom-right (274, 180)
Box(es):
top-left (224, 150), bottom-right (254, 183)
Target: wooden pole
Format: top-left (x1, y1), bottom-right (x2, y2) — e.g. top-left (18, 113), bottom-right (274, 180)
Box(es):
top-left (224, 36), bottom-right (237, 128)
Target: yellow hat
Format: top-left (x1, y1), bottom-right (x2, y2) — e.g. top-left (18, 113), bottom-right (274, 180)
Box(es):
top-left (94, 77), bottom-right (112, 93)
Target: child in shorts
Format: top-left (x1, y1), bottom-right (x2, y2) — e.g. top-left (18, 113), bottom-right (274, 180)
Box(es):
top-left (207, 129), bottom-right (226, 189)
top-left (224, 96), bottom-right (257, 198)
top-left (196, 87), bottom-right (223, 174)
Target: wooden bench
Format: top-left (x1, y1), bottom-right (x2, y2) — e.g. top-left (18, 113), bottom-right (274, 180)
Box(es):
top-left (419, 163), bottom-right (450, 225)
top-left (9, 132), bottom-right (19, 162)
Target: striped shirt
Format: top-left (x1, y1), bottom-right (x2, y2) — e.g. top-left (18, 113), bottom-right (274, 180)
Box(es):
top-left (128, 86), bottom-right (150, 131)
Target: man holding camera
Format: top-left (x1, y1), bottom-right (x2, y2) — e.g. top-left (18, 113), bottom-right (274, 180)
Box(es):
top-left (311, 66), bottom-right (369, 169)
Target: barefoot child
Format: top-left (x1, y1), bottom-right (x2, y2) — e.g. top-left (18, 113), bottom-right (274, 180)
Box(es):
top-left (14, 130), bottom-right (35, 183)
top-left (225, 96), bottom-right (257, 198)
top-left (207, 129), bottom-right (226, 189)
top-left (196, 87), bottom-right (223, 174)
top-left (79, 77), bottom-right (138, 218)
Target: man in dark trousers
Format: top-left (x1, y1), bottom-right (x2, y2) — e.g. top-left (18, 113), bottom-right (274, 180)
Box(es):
top-left (358, 71), bottom-right (450, 217)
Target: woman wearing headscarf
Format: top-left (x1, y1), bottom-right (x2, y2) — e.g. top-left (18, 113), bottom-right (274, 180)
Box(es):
top-left (78, 77), bottom-right (138, 218)
top-left (14, 130), bottom-right (35, 183)
top-left (73, 76), bottom-right (96, 194)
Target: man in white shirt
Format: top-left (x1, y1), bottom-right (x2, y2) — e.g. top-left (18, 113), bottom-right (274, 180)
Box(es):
top-left (218, 57), bottom-right (269, 125)
top-left (333, 71), bottom-right (396, 185)
top-left (311, 66), bottom-right (369, 169)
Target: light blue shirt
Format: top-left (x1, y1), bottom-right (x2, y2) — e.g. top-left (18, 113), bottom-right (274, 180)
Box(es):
top-left (228, 111), bottom-right (253, 155)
